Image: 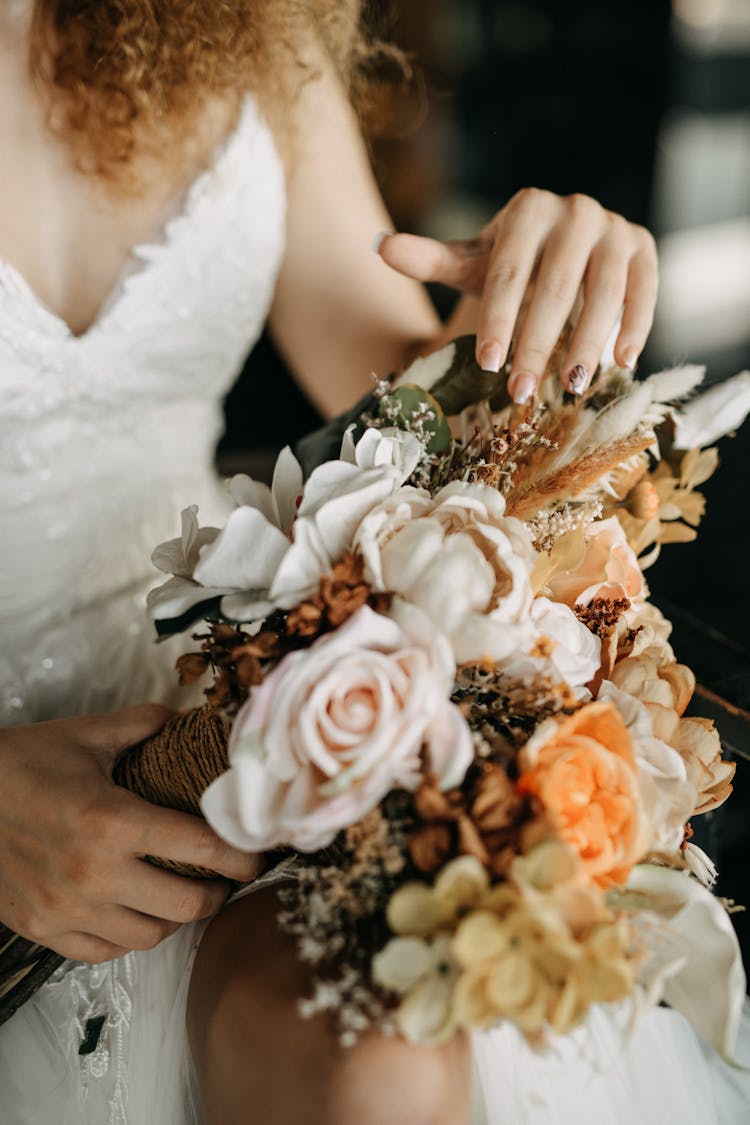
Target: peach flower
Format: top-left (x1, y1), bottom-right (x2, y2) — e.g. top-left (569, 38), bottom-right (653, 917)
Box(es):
top-left (517, 703), bottom-right (648, 888)
top-left (546, 517), bottom-right (645, 609)
top-left (201, 604), bottom-right (473, 853)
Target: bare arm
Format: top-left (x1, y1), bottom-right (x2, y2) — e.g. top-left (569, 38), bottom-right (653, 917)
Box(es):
top-left (268, 50), bottom-right (440, 419)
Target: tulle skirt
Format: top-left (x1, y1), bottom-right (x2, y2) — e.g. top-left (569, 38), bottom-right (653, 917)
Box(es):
top-left (2, 905), bottom-right (749, 1125)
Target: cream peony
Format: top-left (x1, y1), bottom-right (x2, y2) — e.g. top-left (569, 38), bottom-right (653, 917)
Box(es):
top-left (353, 479), bottom-right (537, 664)
top-left (201, 604), bottom-right (473, 853)
top-left (546, 517), bottom-right (645, 609)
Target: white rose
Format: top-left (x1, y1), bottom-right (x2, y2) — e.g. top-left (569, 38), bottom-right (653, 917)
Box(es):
top-left (201, 604), bottom-right (473, 853)
top-left (497, 596), bottom-right (601, 696)
top-left (353, 480), bottom-right (537, 664)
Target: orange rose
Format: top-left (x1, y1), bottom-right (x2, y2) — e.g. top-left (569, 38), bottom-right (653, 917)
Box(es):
top-left (517, 703), bottom-right (647, 888)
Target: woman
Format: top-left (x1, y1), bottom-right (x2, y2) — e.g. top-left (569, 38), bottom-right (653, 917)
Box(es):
top-left (1, 3), bottom-right (729, 1124)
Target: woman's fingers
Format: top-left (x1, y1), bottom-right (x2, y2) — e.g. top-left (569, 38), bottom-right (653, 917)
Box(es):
top-left (375, 232), bottom-right (489, 292)
top-left (474, 201), bottom-right (553, 374)
top-left (614, 231), bottom-right (659, 369)
top-left (505, 199), bottom-right (604, 401)
top-left (562, 245), bottom-right (630, 391)
top-left (47, 932), bottom-right (131, 964)
top-left (119, 858), bottom-right (232, 924)
top-left (376, 191), bottom-right (658, 402)
top-left (70, 905), bottom-right (182, 953)
top-left (132, 798), bottom-right (261, 884)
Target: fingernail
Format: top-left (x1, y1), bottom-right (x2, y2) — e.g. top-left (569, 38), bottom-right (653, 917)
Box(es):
top-left (371, 230), bottom-right (393, 254)
top-left (478, 340), bottom-right (503, 373)
top-left (508, 372), bottom-right (537, 404)
top-left (622, 347), bottom-right (638, 371)
top-left (566, 364), bottom-right (590, 395)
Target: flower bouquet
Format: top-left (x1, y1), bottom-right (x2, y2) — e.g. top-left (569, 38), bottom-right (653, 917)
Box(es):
top-left (2, 334), bottom-right (749, 1055)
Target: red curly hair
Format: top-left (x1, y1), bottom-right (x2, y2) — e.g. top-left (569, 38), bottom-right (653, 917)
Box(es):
top-left (30, 1), bottom-right (396, 184)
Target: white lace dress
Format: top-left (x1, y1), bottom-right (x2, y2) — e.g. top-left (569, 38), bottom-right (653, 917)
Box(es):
top-left (0, 98), bottom-right (748, 1125)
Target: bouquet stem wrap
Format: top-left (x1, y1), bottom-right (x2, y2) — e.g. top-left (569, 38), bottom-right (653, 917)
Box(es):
top-left (112, 706), bottom-right (229, 878)
top-left (0, 705), bottom-right (228, 1025)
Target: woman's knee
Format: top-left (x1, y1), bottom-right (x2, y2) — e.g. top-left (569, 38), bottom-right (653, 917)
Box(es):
top-left (187, 886), bottom-right (472, 1125)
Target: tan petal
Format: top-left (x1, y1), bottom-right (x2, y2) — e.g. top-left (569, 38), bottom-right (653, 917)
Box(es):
top-left (658, 663), bottom-right (695, 715)
top-left (387, 884), bottom-right (446, 936)
top-left (452, 910), bottom-right (510, 968)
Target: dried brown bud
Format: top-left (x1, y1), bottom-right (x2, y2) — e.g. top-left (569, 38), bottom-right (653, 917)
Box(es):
top-left (471, 766), bottom-right (521, 832)
top-left (175, 652), bottom-right (210, 686)
top-left (233, 653), bottom-right (263, 687)
top-left (285, 601), bottom-right (323, 637)
top-left (409, 824), bottom-right (453, 873)
top-left (414, 778), bottom-right (459, 821)
top-left (456, 815), bottom-right (490, 866)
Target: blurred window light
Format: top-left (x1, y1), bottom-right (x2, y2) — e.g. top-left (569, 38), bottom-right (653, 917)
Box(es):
top-left (673, 0), bottom-right (750, 50)
top-left (651, 218), bottom-right (750, 359)
top-left (653, 109), bottom-right (750, 232)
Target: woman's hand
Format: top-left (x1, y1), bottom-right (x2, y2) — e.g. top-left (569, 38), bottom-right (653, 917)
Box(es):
top-left (376, 189), bottom-right (658, 403)
top-left (0, 705), bottom-right (259, 964)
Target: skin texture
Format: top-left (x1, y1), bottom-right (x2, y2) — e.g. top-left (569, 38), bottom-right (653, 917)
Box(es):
top-left (187, 887), bottom-right (474, 1125)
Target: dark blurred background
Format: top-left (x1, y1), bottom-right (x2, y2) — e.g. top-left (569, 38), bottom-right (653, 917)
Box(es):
top-left (219, 1), bottom-right (750, 954)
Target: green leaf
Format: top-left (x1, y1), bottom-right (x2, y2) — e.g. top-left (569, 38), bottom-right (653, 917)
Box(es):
top-left (154, 595), bottom-right (224, 639)
top-left (378, 384), bottom-right (453, 456)
top-left (427, 336), bottom-right (510, 416)
top-left (79, 1015), bottom-right (106, 1056)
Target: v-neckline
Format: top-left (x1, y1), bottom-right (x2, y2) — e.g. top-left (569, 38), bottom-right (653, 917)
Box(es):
top-left (0, 99), bottom-right (256, 345)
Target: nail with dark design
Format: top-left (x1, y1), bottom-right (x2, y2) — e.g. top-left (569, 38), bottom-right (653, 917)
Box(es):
top-left (566, 365), bottom-right (589, 395)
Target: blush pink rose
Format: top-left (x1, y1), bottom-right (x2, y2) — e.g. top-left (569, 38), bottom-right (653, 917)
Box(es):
top-left (546, 517), bottom-right (645, 609)
top-left (201, 604), bottom-right (473, 853)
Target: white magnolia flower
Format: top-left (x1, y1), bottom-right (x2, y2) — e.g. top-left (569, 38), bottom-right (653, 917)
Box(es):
top-left (149, 435), bottom-right (414, 626)
top-left (353, 479), bottom-right (537, 663)
top-left (340, 425), bottom-right (423, 479)
top-left (201, 604), bottom-right (473, 853)
top-left (598, 679), bottom-right (696, 855)
top-left (672, 371), bottom-right (750, 450)
top-left (146, 504), bottom-right (229, 621)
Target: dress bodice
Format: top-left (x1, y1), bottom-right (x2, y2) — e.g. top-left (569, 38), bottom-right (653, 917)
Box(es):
top-left (0, 98), bottom-right (286, 724)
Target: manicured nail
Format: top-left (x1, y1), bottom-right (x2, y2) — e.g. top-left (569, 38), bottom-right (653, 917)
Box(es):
top-left (566, 364), bottom-right (589, 395)
top-left (622, 346), bottom-right (638, 371)
top-left (478, 340), bottom-right (503, 373)
top-left (508, 372), bottom-right (536, 404)
top-left (371, 230), bottom-right (393, 253)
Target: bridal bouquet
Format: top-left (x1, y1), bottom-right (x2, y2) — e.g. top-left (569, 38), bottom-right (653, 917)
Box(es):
top-left (147, 336), bottom-right (750, 1057)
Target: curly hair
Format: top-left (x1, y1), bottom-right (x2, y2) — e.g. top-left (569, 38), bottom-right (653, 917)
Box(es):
top-left (30, 1), bottom-right (404, 186)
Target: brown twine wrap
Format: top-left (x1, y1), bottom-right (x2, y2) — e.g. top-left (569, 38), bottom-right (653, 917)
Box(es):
top-left (112, 705), bottom-right (230, 878)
